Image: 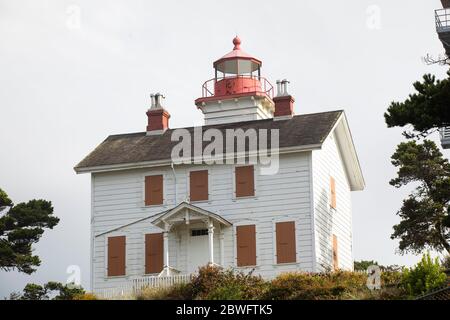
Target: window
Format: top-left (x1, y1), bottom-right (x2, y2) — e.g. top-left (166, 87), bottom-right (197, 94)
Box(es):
top-left (236, 225), bottom-right (256, 266)
top-left (191, 229), bottom-right (208, 237)
top-left (276, 221), bottom-right (296, 264)
top-left (107, 236), bottom-right (126, 277)
top-left (235, 165), bottom-right (255, 197)
top-left (145, 175), bottom-right (163, 206)
top-left (332, 234), bottom-right (338, 271)
top-left (190, 170), bottom-right (208, 201)
top-left (145, 233), bottom-right (163, 274)
top-left (330, 176), bottom-right (336, 209)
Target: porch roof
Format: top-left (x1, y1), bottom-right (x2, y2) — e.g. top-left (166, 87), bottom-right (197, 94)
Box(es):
top-left (95, 201), bottom-right (231, 238)
top-left (151, 202), bottom-right (232, 229)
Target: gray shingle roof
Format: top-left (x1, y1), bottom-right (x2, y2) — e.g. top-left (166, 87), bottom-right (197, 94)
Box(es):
top-left (74, 110), bottom-right (342, 171)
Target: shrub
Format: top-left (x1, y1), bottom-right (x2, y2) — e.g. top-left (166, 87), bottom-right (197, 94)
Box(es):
top-left (136, 283), bottom-right (192, 300)
top-left (262, 271), bottom-right (368, 300)
top-left (401, 252), bottom-right (447, 296)
top-left (441, 255), bottom-right (450, 269)
top-left (354, 260), bottom-right (378, 271)
top-left (190, 265), bottom-right (266, 300)
top-left (381, 270), bottom-right (403, 287)
top-left (73, 293), bottom-right (98, 300)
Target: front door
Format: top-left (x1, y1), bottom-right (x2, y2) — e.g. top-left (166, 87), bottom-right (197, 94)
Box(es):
top-left (188, 229), bottom-right (209, 273)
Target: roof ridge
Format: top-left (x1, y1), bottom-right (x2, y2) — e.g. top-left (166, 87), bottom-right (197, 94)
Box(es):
top-left (106, 109), bottom-right (344, 138)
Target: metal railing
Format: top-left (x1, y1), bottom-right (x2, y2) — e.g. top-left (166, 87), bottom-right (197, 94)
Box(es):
top-left (436, 8), bottom-right (450, 31)
top-left (440, 126), bottom-right (450, 139)
top-left (440, 126), bottom-right (450, 149)
top-left (95, 273), bottom-right (194, 300)
top-left (201, 75), bottom-right (274, 99)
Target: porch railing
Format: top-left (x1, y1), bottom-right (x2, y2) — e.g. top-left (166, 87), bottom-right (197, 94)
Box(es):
top-left (201, 75), bottom-right (274, 99)
top-left (95, 273), bottom-right (194, 300)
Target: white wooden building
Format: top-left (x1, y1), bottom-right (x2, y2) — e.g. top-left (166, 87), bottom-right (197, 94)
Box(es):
top-left (75, 37), bottom-right (365, 297)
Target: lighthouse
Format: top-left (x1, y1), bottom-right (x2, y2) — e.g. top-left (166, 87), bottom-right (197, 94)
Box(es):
top-left (195, 37), bottom-right (277, 125)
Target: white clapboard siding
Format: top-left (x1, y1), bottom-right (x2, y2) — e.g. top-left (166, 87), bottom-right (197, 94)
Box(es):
top-left (90, 152), bottom-right (315, 293)
top-left (312, 132), bottom-right (353, 271)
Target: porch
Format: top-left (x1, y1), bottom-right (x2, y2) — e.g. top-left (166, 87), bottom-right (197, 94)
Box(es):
top-left (151, 202), bottom-right (232, 276)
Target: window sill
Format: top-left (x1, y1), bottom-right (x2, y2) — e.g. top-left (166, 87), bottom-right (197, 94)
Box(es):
top-left (142, 203), bottom-right (168, 209)
top-left (235, 265), bottom-right (259, 269)
top-left (233, 195), bottom-right (257, 201)
top-left (273, 262), bottom-right (298, 267)
top-left (105, 275), bottom-right (128, 280)
top-left (189, 199), bottom-right (211, 204)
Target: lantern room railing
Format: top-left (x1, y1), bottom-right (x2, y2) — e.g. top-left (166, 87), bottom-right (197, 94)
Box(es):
top-left (440, 126), bottom-right (450, 149)
top-left (436, 8), bottom-right (450, 32)
top-left (201, 75), bottom-right (274, 99)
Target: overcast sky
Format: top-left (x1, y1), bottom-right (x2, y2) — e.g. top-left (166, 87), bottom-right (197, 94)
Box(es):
top-left (0, 0), bottom-right (449, 297)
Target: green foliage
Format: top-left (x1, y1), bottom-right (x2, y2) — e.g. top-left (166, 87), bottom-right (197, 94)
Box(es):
top-left (21, 283), bottom-right (48, 300)
top-left (389, 140), bottom-right (450, 254)
top-left (441, 255), bottom-right (450, 269)
top-left (381, 270), bottom-right (403, 287)
top-left (0, 188), bottom-right (13, 210)
top-left (354, 260), bottom-right (378, 271)
top-left (0, 188), bottom-right (60, 274)
top-left (384, 71), bottom-right (450, 138)
top-left (12, 282), bottom-right (86, 300)
top-left (401, 252), bottom-right (447, 296)
top-left (72, 293), bottom-right (98, 300)
top-left (262, 271), bottom-right (368, 300)
top-left (136, 283), bottom-right (192, 300)
top-left (135, 267), bottom-right (409, 300)
top-left (190, 265), bottom-right (266, 300)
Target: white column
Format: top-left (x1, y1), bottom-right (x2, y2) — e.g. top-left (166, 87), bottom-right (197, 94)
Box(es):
top-left (163, 223), bottom-right (170, 275)
top-left (219, 229), bottom-right (225, 266)
top-left (208, 221), bottom-right (214, 265)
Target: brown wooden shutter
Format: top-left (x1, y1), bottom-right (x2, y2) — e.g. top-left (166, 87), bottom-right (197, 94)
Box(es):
top-left (235, 165), bottom-right (255, 197)
top-left (332, 234), bottom-right (338, 271)
top-left (190, 170), bottom-right (208, 201)
top-left (108, 236), bottom-right (126, 276)
top-left (330, 176), bottom-right (336, 209)
top-left (276, 221), bottom-right (296, 264)
top-left (236, 225), bottom-right (256, 266)
top-left (145, 175), bottom-right (163, 206)
top-left (145, 233), bottom-right (164, 274)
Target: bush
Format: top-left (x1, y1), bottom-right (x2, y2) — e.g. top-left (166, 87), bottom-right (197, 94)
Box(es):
top-left (401, 252), bottom-right (447, 296)
top-left (136, 283), bottom-right (192, 300)
top-left (262, 271), bottom-right (368, 300)
top-left (441, 255), bottom-right (450, 269)
top-left (73, 293), bottom-right (98, 300)
top-left (381, 270), bottom-right (403, 287)
top-left (134, 265), bottom-right (409, 300)
top-left (190, 265), bottom-right (266, 300)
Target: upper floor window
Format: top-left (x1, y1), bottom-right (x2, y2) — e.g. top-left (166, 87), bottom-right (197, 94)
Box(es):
top-left (330, 176), bottom-right (336, 209)
top-left (145, 175), bottom-right (163, 206)
top-left (235, 165), bottom-right (255, 198)
top-left (190, 170), bottom-right (209, 201)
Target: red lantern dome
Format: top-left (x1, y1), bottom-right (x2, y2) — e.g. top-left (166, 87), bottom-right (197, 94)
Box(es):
top-left (195, 37), bottom-right (274, 104)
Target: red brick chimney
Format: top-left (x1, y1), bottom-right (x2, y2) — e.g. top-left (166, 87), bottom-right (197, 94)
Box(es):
top-left (273, 79), bottom-right (295, 120)
top-left (146, 93), bottom-right (170, 135)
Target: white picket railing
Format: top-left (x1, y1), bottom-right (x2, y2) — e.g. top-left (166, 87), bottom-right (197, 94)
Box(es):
top-left (95, 274), bottom-right (194, 300)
